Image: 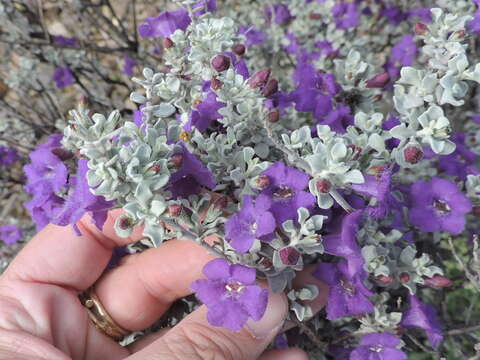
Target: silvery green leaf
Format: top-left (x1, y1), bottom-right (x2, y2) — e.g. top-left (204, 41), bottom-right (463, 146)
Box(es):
top-left (153, 103), bottom-right (176, 118)
top-left (317, 193), bottom-right (334, 209)
top-left (143, 67), bottom-right (154, 79)
top-left (254, 142), bottom-right (269, 158)
top-left (130, 92), bottom-right (147, 104)
top-left (297, 285), bottom-right (319, 301)
top-left (143, 221), bottom-right (165, 246)
top-left (150, 199), bottom-right (167, 217)
top-left (344, 169), bottom-right (364, 184)
top-left (267, 269), bottom-right (295, 293)
top-left (135, 182), bottom-right (153, 207)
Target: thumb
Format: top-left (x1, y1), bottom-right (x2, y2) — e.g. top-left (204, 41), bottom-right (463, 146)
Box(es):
top-left (127, 290), bottom-right (288, 360)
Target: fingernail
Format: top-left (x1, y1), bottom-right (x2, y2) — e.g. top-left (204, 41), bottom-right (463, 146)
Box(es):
top-left (245, 291), bottom-right (288, 339)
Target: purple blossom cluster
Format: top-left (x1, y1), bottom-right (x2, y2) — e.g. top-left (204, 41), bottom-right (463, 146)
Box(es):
top-left (23, 134), bottom-right (113, 234)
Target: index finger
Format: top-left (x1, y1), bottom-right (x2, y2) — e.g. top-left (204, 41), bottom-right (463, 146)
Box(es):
top-left (2, 209), bottom-right (144, 291)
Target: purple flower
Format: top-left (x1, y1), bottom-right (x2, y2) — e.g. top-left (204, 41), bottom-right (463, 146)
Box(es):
top-left (385, 35), bottom-right (417, 80)
top-left (192, 0), bottom-right (217, 15)
top-left (407, 7), bottom-right (433, 23)
top-left (350, 333), bottom-right (407, 360)
top-left (259, 162), bottom-right (315, 225)
top-left (52, 67), bottom-right (74, 89)
top-left (0, 146), bottom-right (19, 166)
top-left (265, 4), bottom-right (292, 25)
top-left (168, 144), bottom-right (216, 198)
top-left (184, 92), bottom-right (225, 132)
top-left (332, 2), bottom-right (360, 29)
top-left (52, 35), bottom-right (77, 47)
top-left (314, 261), bottom-right (374, 319)
top-left (401, 295), bottom-right (443, 348)
top-left (468, 10), bottom-right (480, 34)
top-left (138, 9), bottom-right (191, 38)
top-left (323, 210), bottom-right (364, 276)
top-left (439, 133), bottom-right (479, 180)
top-left (381, 7), bottom-right (407, 26)
top-left (318, 104), bottom-right (354, 134)
top-left (0, 225), bottom-right (22, 245)
top-left (239, 26), bottom-right (265, 46)
top-left (52, 158), bottom-right (113, 234)
top-left (225, 195), bottom-right (276, 253)
top-left (191, 258), bottom-right (268, 331)
top-left (409, 177), bottom-right (472, 234)
top-left (123, 56), bottom-right (137, 76)
top-left (351, 167), bottom-right (393, 218)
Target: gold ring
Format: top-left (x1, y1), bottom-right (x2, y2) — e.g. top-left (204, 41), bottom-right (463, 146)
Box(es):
top-left (79, 287), bottom-right (130, 341)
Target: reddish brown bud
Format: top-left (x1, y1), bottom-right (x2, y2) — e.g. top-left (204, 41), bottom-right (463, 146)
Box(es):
top-left (366, 72), bottom-right (390, 89)
top-left (279, 247), bottom-right (300, 265)
top-left (255, 175), bottom-right (270, 190)
top-left (213, 196), bottom-right (228, 210)
top-left (211, 55), bottom-right (230, 72)
top-left (399, 272), bottom-right (410, 283)
top-left (51, 148), bottom-right (74, 161)
top-left (211, 78), bottom-right (223, 90)
top-left (423, 275), bottom-right (452, 288)
top-left (168, 204), bottom-right (182, 217)
top-left (163, 37), bottom-right (174, 48)
top-left (267, 110), bottom-right (280, 123)
top-left (79, 95), bottom-right (89, 106)
top-left (261, 79), bottom-right (279, 97)
top-left (375, 274), bottom-right (394, 285)
top-left (404, 145), bottom-right (424, 164)
top-left (415, 22), bottom-right (428, 35)
top-left (473, 205), bottom-right (480, 217)
top-left (309, 13), bottom-right (322, 20)
top-left (171, 154), bottom-right (183, 169)
top-left (248, 69), bottom-right (271, 89)
top-left (149, 164), bottom-right (161, 173)
top-left (118, 216), bottom-right (133, 230)
top-left (232, 43), bottom-right (246, 56)
top-left (455, 29), bottom-right (466, 39)
top-left (316, 179), bottom-right (331, 193)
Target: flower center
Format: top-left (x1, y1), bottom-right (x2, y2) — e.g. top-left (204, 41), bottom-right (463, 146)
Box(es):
top-left (433, 199), bottom-right (451, 215)
top-left (369, 345), bottom-right (384, 353)
top-left (340, 278), bottom-right (355, 295)
top-left (273, 186), bottom-right (294, 199)
top-left (250, 222), bottom-right (258, 233)
top-left (225, 282), bottom-right (245, 297)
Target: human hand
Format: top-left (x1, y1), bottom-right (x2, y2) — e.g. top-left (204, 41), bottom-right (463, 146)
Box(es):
top-left (0, 210), bottom-right (325, 359)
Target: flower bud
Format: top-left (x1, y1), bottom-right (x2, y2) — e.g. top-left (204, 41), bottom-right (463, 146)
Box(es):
top-left (255, 175), bottom-right (270, 190)
top-left (473, 205), bottom-right (480, 217)
top-left (232, 43), bottom-right (246, 56)
top-left (279, 247), bottom-right (300, 265)
top-left (212, 195), bottom-right (228, 210)
top-left (211, 55), bottom-right (230, 72)
top-left (211, 78), bottom-right (223, 90)
top-left (309, 13), bottom-right (322, 20)
top-left (316, 179), bottom-right (331, 193)
top-left (168, 204), bottom-right (182, 217)
top-left (423, 275), bottom-right (452, 288)
top-left (149, 164), bottom-right (161, 173)
top-left (404, 145), bottom-right (424, 164)
top-left (366, 72), bottom-right (390, 88)
top-left (375, 274), bottom-right (394, 285)
top-left (51, 148), bottom-right (74, 161)
top-left (267, 110), bottom-right (280, 123)
top-left (163, 37), bottom-right (174, 48)
top-left (399, 272), bottom-right (410, 283)
top-left (415, 22), bottom-right (428, 35)
top-left (248, 69), bottom-right (271, 89)
top-left (261, 79), bottom-right (279, 97)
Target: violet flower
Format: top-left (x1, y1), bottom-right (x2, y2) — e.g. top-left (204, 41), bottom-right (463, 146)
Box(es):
top-left (138, 9), bottom-right (191, 38)
top-left (323, 210), bottom-right (364, 276)
top-left (314, 260), bottom-right (374, 319)
top-left (52, 35), bottom-right (77, 47)
top-left (168, 144), bottom-right (216, 198)
top-left (332, 2), bottom-right (360, 29)
top-left (0, 224), bottom-right (23, 245)
top-left (385, 35), bottom-right (417, 80)
top-left (259, 162), bottom-right (315, 225)
top-left (350, 333), bottom-right (407, 360)
top-left (265, 4), bottom-right (292, 25)
top-left (191, 258), bottom-right (268, 331)
top-left (409, 177), bottom-right (472, 234)
top-left (123, 56), bottom-right (137, 76)
top-left (0, 146), bottom-right (19, 166)
top-left (52, 67), bottom-right (74, 89)
top-left (438, 133), bottom-right (479, 180)
top-left (184, 92), bottom-right (225, 132)
top-left (401, 295), bottom-right (443, 348)
top-left (239, 26), bottom-right (265, 46)
top-left (225, 195), bottom-right (276, 253)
